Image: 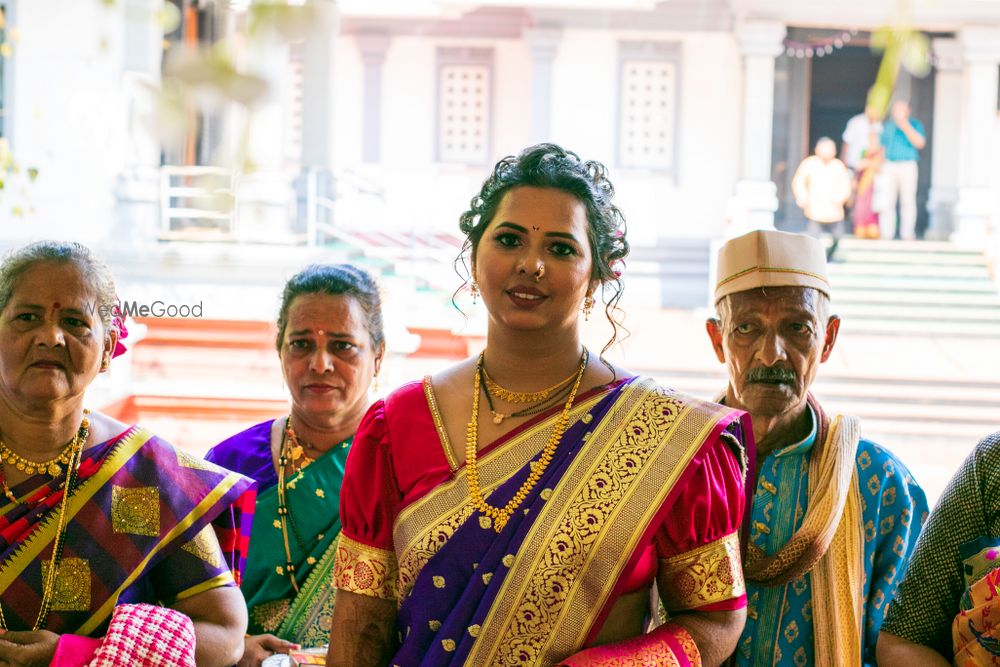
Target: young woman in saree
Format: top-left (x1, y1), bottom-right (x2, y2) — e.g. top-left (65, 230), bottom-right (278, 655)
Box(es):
top-left (327, 144), bottom-right (752, 666)
top-left (206, 264), bottom-right (385, 667)
top-left (0, 241), bottom-right (253, 667)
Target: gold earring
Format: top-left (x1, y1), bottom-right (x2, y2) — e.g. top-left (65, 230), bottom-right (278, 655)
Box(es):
top-left (582, 295), bottom-right (595, 321)
top-left (470, 281), bottom-right (480, 304)
top-left (372, 374), bottom-right (380, 393)
top-left (100, 358), bottom-right (110, 372)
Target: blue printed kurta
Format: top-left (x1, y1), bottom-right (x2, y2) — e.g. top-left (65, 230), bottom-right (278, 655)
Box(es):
top-left (735, 408), bottom-right (928, 666)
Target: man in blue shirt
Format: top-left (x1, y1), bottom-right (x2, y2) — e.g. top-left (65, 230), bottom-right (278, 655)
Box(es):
top-left (706, 230), bottom-right (928, 666)
top-left (880, 100), bottom-right (926, 240)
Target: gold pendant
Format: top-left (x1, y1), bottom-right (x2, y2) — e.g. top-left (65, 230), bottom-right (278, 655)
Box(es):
top-left (47, 462), bottom-right (62, 477)
top-left (491, 411), bottom-right (505, 425)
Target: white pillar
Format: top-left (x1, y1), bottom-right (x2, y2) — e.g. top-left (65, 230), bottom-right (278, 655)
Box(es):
top-left (357, 32), bottom-right (390, 164)
top-left (731, 19), bottom-right (786, 233)
top-left (524, 26), bottom-right (561, 145)
top-left (953, 26), bottom-right (1000, 247)
top-left (927, 37), bottom-right (962, 240)
top-left (300, 0), bottom-right (338, 170)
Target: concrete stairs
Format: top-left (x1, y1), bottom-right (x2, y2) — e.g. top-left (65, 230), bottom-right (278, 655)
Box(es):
top-left (831, 239), bottom-right (1000, 337)
top-left (644, 367), bottom-right (1000, 444)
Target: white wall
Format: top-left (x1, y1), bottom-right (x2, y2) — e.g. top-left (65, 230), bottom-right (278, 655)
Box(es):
top-left (3, 0), bottom-right (130, 242)
top-left (329, 26), bottom-right (743, 246)
top-left (331, 33), bottom-right (532, 237)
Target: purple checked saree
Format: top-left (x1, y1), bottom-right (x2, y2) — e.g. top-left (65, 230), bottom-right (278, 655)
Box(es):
top-left (0, 426), bottom-right (254, 637)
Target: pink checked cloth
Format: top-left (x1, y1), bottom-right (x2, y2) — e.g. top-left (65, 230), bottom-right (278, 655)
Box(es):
top-left (51, 604), bottom-right (196, 667)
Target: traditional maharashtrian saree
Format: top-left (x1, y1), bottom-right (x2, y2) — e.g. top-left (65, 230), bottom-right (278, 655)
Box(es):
top-left (0, 426), bottom-right (254, 664)
top-left (334, 375), bottom-right (750, 666)
top-left (206, 420), bottom-right (351, 646)
top-left (883, 432), bottom-right (1000, 665)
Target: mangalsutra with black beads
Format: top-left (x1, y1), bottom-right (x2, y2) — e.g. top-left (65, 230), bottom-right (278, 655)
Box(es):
top-left (276, 418), bottom-right (349, 592)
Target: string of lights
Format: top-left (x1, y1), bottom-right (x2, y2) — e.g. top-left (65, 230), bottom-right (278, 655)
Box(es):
top-left (783, 28), bottom-right (860, 59)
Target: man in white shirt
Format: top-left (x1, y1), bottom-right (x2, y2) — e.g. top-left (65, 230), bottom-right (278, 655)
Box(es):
top-left (792, 138), bottom-right (852, 261)
top-left (842, 105), bottom-right (883, 172)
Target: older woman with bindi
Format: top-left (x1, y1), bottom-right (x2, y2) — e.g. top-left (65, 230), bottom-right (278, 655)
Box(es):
top-left (206, 264), bottom-right (384, 667)
top-left (0, 241), bottom-right (253, 667)
top-left (326, 143), bottom-right (751, 667)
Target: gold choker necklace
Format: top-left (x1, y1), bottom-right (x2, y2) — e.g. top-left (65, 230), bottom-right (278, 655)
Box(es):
top-left (0, 414), bottom-right (90, 478)
top-left (481, 363), bottom-right (579, 404)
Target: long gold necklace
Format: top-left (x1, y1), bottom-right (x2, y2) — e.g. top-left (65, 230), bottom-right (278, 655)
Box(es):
top-left (482, 364), bottom-right (578, 404)
top-left (466, 350), bottom-right (587, 533)
top-left (0, 413), bottom-right (90, 631)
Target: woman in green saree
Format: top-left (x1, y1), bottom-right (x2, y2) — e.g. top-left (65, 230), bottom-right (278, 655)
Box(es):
top-left (206, 264), bottom-right (385, 667)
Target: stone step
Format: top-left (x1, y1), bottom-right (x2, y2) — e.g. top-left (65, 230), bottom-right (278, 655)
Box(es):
top-left (837, 239), bottom-right (981, 255)
top-left (833, 278), bottom-right (996, 296)
top-left (652, 371), bottom-right (1000, 406)
top-left (835, 290), bottom-right (1000, 307)
top-left (829, 262), bottom-right (992, 279)
top-left (840, 319), bottom-right (1000, 337)
top-left (834, 249), bottom-right (988, 266)
top-left (649, 371), bottom-right (1000, 439)
top-left (837, 304), bottom-right (1000, 322)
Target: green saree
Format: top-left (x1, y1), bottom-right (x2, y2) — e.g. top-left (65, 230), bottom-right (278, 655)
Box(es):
top-left (206, 420), bottom-right (351, 647)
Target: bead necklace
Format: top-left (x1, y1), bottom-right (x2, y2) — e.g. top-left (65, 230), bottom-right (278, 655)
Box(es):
top-left (283, 417), bottom-right (317, 475)
top-left (276, 418), bottom-right (349, 592)
top-left (0, 414), bottom-right (90, 631)
top-left (482, 364), bottom-right (578, 404)
top-left (466, 350), bottom-right (587, 533)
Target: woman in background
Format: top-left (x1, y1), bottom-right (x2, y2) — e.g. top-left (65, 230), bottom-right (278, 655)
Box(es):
top-left (207, 264), bottom-right (384, 667)
top-left (0, 241), bottom-right (252, 667)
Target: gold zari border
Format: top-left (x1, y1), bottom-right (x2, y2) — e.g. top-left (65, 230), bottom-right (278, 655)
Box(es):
top-left (333, 534), bottom-right (399, 600)
top-left (658, 532), bottom-right (744, 612)
top-left (393, 390), bottom-right (609, 603)
top-left (467, 378), bottom-right (736, 665)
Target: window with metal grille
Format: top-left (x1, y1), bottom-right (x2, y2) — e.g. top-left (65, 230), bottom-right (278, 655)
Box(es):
top-left (618, 42), bottom-right (682, 174)
top-left (436, 47), bottom-right (492, 165)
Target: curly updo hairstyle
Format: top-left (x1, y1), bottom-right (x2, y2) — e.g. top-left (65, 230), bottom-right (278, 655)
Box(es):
top-left (456, 143), bottom-right (630, 357)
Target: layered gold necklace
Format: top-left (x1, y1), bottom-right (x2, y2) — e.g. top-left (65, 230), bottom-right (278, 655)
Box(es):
top-left (466, 350), bottom-right (588, 533)
top-left (0, 413), bottom-right (90, 631)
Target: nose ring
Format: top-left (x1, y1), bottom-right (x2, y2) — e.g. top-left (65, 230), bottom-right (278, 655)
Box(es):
top-left (533, 266), bottom-right (545, 282)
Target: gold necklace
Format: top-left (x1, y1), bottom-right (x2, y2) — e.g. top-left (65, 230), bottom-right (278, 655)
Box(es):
top-left (276, 426), bottom-right (303, 594)
top-left (283, 418), bottom-right (317, 475)
top-left (481, 363), bottom-right (579, 404)
top-left (276, 418), bottom-right (350, 593)
top-left (0, 414), bottom-right (89, 631)
top-left (0, 439), bottom-right (76, 478)
top-left (466, 350), bottom-right (587, 533)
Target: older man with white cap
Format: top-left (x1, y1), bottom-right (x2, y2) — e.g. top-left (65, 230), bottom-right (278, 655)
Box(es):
top-left (705, 230), bottom-right (927, 667)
